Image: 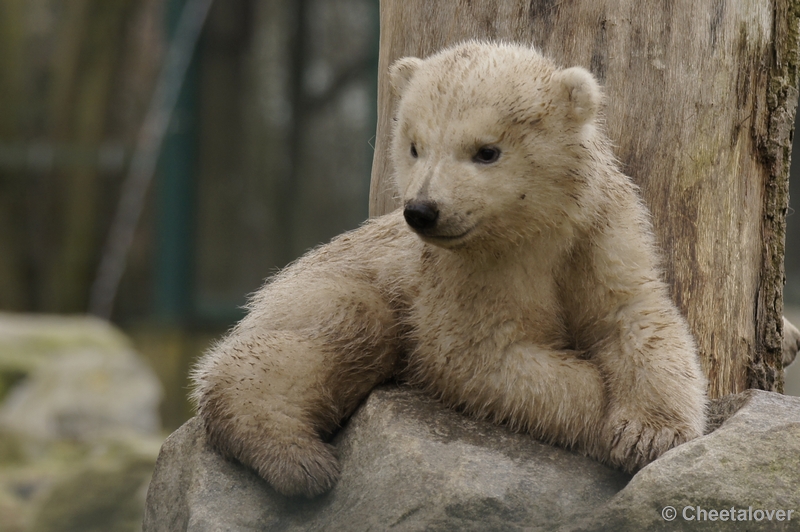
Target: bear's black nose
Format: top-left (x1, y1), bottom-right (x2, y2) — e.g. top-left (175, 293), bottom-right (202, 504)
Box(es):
top-left (404, 200), bottom-right (439, 231)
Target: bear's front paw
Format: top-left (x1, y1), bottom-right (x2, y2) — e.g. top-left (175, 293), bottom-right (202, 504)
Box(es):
top-left (255, 439), bottom-right (341, 498)
top-left (604, 412), bottom-right (699, 473)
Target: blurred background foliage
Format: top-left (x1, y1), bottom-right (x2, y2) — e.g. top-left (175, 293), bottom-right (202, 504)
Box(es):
top-left (0, 0), bottom-right (379, 430)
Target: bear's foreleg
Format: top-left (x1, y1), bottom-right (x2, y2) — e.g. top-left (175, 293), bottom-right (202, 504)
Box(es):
top-left (446, 343), bottom-right (608, 456)
top-left (595, 296), bottom-right (707, 473)
top-left (192, 271), bottom-right (401, 497)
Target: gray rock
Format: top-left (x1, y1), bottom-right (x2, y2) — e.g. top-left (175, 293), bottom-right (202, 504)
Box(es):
top-left (566, 389), bottom-right (800, 532)
top-left (144, 387), bottom-right (800, 531)
top-left (143, 386), bottom-right (630, 531)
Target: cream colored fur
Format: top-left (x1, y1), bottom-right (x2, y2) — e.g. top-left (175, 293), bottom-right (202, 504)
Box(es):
top-left (192, 41), bottom-right (708, 498)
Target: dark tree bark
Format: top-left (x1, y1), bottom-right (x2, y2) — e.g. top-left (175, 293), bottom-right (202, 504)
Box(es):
top-left (369, 0), bottom-right (800, 398)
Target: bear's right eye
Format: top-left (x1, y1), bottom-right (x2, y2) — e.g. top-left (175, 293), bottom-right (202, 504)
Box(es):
top-left (410, 143), bottom-right (418, 158)
top-left (473, 146), bottom-right (501, 164)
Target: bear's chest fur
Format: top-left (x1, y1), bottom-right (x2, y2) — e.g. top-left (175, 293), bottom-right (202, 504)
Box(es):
top-left (403, 242), bottom-right (570, 381)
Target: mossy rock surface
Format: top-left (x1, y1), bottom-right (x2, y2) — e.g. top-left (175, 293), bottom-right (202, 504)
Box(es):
top-left (0, 314), bottom-right (162, 442)
top-left (0, 313), bottom-right (165, 532)
top-left (30, 440), bottom-right (160, 532)
top-left (0, 313), bottom-right (132, 403)
top-left (0, 436), bottom-right (161, 532)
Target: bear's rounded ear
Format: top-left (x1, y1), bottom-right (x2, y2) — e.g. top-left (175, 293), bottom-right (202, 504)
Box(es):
top-left (557, 67), bottom-right (601, 124)
top-left (389, 57), bottom-right (423, 98)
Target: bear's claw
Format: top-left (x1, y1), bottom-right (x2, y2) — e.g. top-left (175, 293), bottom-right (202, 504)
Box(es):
top-left (606, 414), bottom-right (696, 473)
top-left (258, 439), bottom-right (341, 498)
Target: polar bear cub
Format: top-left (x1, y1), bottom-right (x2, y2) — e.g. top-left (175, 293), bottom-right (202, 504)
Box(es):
top-left (192, 41), bottom-right (708, 498)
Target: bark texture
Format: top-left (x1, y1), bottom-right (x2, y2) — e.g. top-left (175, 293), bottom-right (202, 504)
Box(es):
top-left (369, 0), bottom-right (800, 397)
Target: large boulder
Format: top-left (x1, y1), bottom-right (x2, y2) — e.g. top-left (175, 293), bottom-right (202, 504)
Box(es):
top-left (144, 387), bottom-right (800, 531)
top-left (568, 389), bottom-right (800, 531)
top-left (143, 386), bottom-right (630, 531)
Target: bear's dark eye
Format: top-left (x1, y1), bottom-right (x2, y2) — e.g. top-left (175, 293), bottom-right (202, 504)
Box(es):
top-left (473, 146), bottom-right (501, 164)
top-left (410, 143), bottom-right (418, 158)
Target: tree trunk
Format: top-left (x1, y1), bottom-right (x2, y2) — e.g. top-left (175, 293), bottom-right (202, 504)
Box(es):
top-left (369, 0), bottom-right (800, 398)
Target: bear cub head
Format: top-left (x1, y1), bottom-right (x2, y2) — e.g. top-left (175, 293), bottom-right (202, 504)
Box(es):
top-left (390, 41), bottom-right (604, 250)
